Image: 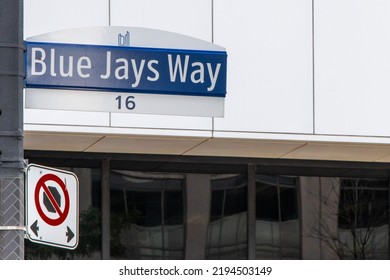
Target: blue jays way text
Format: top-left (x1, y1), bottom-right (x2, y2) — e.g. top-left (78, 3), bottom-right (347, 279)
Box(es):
top-left (25, 42), bottom-right (227, 97)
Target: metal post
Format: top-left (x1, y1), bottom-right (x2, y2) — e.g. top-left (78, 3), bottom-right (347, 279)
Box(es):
top-left (0, 0), bottom-right (25, 260)
top-left (101, 159), bottom-right (110, 259)
top-left (247, 164), bottom-right (256, 259)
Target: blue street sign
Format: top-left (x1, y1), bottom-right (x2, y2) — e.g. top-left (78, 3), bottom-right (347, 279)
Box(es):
top-left (25, 42), bottom-right (227, 98)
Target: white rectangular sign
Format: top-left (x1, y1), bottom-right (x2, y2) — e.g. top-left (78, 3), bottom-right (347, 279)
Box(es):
top-left (26, 164), bottom-right (79, 250)
top-left (24, 27), bottom-right (227, 118)
top-left (25, 88), bottom-right (224, 117)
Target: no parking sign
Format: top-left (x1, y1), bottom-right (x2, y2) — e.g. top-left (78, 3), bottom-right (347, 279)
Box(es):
top-left (26, 164), bottom-right (79, 249)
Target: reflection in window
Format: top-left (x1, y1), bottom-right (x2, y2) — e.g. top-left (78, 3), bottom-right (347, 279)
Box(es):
top-left (338, 178), bottom-right (389, 259)
top-left (110, 171), bottom-right (184, 260)
top-left (256, 175), bottom-right (300, 259)
top-left (206, 174), bottom-right (248, 259)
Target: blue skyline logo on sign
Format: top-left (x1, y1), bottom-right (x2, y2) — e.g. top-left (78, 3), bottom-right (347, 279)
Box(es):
top-left (118, 31), bottom-right (130, 46)
top-left (25, 41), bottom-right (227, 98)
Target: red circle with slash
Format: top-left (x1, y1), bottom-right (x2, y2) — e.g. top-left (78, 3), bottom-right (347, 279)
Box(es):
top-left (34, 173), bottom-right (70, 226)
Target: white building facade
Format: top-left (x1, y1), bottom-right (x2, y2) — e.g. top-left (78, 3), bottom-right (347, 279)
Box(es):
top-left (23, 1), bottom-right (390, 260)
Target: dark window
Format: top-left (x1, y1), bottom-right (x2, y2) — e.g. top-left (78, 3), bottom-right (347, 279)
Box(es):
top-left (338, 178), bottom-right (389, 259)
top-left (110, 171), bottom-right (185, 260)
top-left (255, 175), bottom-right (300, 260)
top-left (206, 174), bottom-right (248, 260)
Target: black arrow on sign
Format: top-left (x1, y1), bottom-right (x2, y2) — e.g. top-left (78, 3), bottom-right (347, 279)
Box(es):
top-left (66, 226), bottom-right (74, 243)
top-left (30, 220), bottom-right (39, 237)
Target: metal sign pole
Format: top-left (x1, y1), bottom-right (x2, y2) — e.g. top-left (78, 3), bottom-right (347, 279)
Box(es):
top-left (0, 0), bottom-right (25, 260)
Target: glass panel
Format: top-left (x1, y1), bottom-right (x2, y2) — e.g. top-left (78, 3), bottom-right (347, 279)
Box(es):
top-left (338, 179), bottom-right (389, 259)
top-left (279, 187), bottom-right (299, 259)
top-left (256, 182), bottom-right (279, 221)
top-left (207, 190), bottom-right (224, 259)
top-left (256, 180), bottom-right (280, 259)
top-left (255, 175), bottom-right (300, 260)
top-left (110, 171), bottom-right (184, 260)
top-left (206, 175), bottom-right (247, 260)
top-left (163, 191), bottom-right (184, 259)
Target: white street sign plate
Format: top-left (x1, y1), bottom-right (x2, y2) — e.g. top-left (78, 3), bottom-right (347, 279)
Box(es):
top-left (24, 27), bottom-right (227, 118)
top-left (25, 88), bottom-right (224, 117)
top-left (26, 164), bottom-right (79, 249)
